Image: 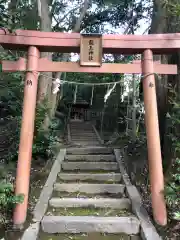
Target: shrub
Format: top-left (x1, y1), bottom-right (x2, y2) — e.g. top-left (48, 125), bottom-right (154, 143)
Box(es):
top-left (0, 182), bottom-right (24, 224)
top-left (165, 90), bottom-right (180, 221)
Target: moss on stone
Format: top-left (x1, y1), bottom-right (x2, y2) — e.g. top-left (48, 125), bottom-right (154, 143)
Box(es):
top-left (46, 206), bottom-right (132, 217)
top-left (57, 179), bottom-right (119, 184)
top-left (52, 191), bottom-right (124, 199)
top-left (38, 232), bottom-right (140, 240)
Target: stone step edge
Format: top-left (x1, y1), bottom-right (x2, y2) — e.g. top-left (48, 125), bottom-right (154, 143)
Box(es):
top-left (61, 162), bottom-right (119, 171)
top-left (70, 134), bottom-right (96, 136)
top-left (70, 139), bottom-right (98, 140)
top-left (67, 147), bottom-right (113, 155)
top-left (71, 142), bottom-right (100, 144)
top-left (58, 173), bottom-right (122, 182)
top-left (70, 140), bottom-right (99, 142)
top-left (41, 215), bottom-right (140, 234)
top-left (65, 155), bottom-right (115, 161)
top-left (49, 197), bottom-right (131, 209)
top-left (53, 183), bottom-right (125, 194)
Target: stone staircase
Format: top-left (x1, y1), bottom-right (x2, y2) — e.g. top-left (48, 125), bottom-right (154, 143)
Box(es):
top-left (38, 147), bottom-right (142, 239)
top-left (68, 121), bottom-right (100, 146)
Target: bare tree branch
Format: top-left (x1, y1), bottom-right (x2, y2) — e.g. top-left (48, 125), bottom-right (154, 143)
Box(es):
top-left (37, 0), bottom-right (42, 17)
top-left (73, 0), bottom-right (89, 32)
top-left (60, 6), bottom-right (80, 24)
top-left (52, 5), bottom-right (80, 29)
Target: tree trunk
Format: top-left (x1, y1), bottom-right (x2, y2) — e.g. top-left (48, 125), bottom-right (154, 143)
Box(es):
top-left (149, 0), bottom-right (168, 155)
top-left (49, 0), bottom-right (90, 119)
top-left (149, 0), bottom-right (180, 172)
top-left (163, 3), bottom-right (180, 184)
top-left (37, 0), bottom-right (52, 102)
top-left (37, 0), bottom-right (52, 130)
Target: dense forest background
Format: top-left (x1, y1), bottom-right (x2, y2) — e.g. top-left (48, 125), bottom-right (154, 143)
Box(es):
top-left (0, 0), bottom-right (180, 239)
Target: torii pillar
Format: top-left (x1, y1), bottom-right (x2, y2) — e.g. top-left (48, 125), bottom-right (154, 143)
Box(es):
top-left (13, 46), bottom-right (40, 228)
top-left (142, 49), bottom-right (167, 226)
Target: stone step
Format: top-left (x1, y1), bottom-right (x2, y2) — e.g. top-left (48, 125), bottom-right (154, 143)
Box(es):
top-left (70, 136), bottom-right (97, 138)
top-left (38, 233), bottom-right (141, 240)
top-left (65, 155), bottom-right (116, 162)
top-left (70, 124), bottom-right (92, 125)
top-left (71, 139), bottom-right (99, 142)
top-left (71, 139), bottom-right (97, 141)
top-left (71, 137), bottom-right (98, 140)
top-left (70, 128), bottom-right (93, 131)
top-left (71, 141), bottom-right (99, 143)
top-left (58, 173), bottom-right (121, 182)
top-left (71, 133), bottom-right (96, 136)
top-left (70, 131), bottom-right (94, 134)
top-left (67, 147), bottom-right (113, 155)
top-left (71, 141), bottom-right (99, 144)
top-left (42, 216), bottom-right (140, 234)
top-left (70, 126), bottom-right (94, 130)
top-left (71, 140), bottom-right (99, 143)
top-left (54, 183), bottom-right (125, 195)
top-left (71, 127), bottom-right (94, 130)
top-left (70, 124), bottom-right (93, 127)
top-left (71, 132), bottom-right (94, 134)
top-left (71, 133), bottom-right (95, 136)
top-left (70, 129), bottom-right (94, 131)
top-left (70, 131), bottom-right (95, 133)
top-left (61, 162), bottom-right (119, 171)
top-left (70, 129), bottom-right (93, 131)
top-left (71, 142), bottom-right (100, 146)
top-left (49, 197), bottom-right (131, 209)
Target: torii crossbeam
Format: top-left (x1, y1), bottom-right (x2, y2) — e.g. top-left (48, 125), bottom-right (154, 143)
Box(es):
top-left (0, 29), bottom-right (179, 228)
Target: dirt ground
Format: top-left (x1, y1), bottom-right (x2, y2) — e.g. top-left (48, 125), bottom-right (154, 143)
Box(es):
top-left (0, 157), bottom-right (54, 240)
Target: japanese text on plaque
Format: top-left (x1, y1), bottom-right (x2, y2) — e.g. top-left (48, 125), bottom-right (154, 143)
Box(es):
top-left (88, 39), bottom-right (94, 61)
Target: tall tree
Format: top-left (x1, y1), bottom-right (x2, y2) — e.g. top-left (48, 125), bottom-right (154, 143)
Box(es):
top-left (37, 0), bottom-right (53, 130)
top-left (148, 0), bottom-right (168, 155)
top-left (37, 0), bottom-right (52, 102)
top-left (49, 0), bottom-right (90, 119)
top-left (149, 0), bottom-right (180, 170)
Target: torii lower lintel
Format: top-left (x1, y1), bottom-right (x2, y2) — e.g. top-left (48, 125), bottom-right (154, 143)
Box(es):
top-left (1, 58), bottom-right (178, 74)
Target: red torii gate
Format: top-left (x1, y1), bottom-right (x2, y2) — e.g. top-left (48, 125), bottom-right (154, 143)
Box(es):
top-left (0, 29), bottom-right (179, 228)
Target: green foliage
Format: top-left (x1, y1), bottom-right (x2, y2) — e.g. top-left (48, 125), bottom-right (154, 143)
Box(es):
top-left (82, 0), bottom-right (146, 33)
top-left (35, 99), bottom-right (49, 131)
top-left (0, 50), bottom-right (23, 163)
top-left (32, 129), bottom-right (58, 159)
top-left (165, 89), bottom-right (180, 220)
top-left (33, 101), bottom-right (63, 159)
top-left (0, 182), bottom-right (24, 224)
top-left (164, 0), bottom-right (180, 16)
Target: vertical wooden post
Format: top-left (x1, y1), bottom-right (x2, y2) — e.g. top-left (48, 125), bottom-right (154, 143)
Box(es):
top-left (142, 49), bottom-right (167, 226)
top-left (132, 74), bottom-right (136, 141)
top-left (13, 46), bottom-right (40, 228)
